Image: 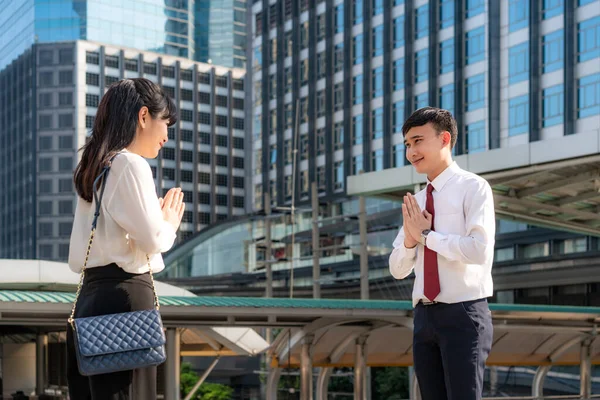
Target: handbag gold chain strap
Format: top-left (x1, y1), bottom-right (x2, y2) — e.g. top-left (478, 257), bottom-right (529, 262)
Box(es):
top-left (68, 159), bottom-right (160, 328)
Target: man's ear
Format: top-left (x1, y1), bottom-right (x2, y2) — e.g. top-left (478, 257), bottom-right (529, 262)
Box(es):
top-left (441, 131), bottom-right (451, 147)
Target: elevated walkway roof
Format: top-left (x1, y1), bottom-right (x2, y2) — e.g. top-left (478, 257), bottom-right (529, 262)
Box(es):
top-left (1, 291), bottom-right (599, 367)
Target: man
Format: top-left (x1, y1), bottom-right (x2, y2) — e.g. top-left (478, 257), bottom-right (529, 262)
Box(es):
top-left (389, 107), bottom-right (495, 400)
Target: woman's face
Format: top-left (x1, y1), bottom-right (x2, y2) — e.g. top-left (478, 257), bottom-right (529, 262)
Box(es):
top-left (132, 106), bottom-right (169, 158)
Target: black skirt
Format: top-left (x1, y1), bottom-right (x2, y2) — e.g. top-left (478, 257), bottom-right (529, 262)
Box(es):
top-left (66, 263), bottom-right (158, 400)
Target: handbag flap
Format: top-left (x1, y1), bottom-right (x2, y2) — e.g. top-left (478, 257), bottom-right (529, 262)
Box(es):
top-left (74, 309), bottom-right (166, 357)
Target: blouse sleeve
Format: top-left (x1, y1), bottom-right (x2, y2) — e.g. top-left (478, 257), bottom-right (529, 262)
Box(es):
top-left (105, 156), bottom-right (176, 254)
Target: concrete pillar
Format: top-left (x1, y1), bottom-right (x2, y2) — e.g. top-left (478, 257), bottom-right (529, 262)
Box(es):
top-left (354, 336), bottom-right (367, 399)
top-left (36, 334), bottom-right (48, 395)
top-left (580, 339), bottom-right (592, 399)
top-left (316, 367), bottom-right (332, 400)
top-left (165, 328), bottom-right (181, 400)
top-left (300, 335), bottom-right (314, 400)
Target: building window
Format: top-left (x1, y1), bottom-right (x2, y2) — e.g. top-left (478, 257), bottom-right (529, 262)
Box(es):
top-left (334, 123), bottom-right (344, 150)
top-left (39, 93), bottom-right (52, 108)
top-left (59, 179), bottom-right (71, 193)
top-left (543, 30), bottom-right (564, 73)
top-left (39, 245), bottom-right (53, 260)
top-left (466, 0), bottom-right (485, 18)
top-left (465, 74), bottom-right (485, 111)
top-left (523, 242), bottom-right (549, 258)
top-left (198, 92), bottom-right (211, 105)
top-left (334, 161), bottom-right (344, 190)
top-left (558, 237), bottom-right (587, 254)
top-left (440, 0), bottom-right (454, 28)
top-left (353, 75), bottom-right (363, 104)
top-left (58, 92), bottom-right (72, 106)
top-left (578, 16), bottom-right (600, 62)
top-left (181, 89), bottom-right (193, 102)
top-left (392, 59), bottom-right (404, 90)
top-left (181, 69), bottom-right (193, 81)
top-left (543, 84), bottom-right (564, 127)
top-left (144, 62), bottom-right (157, 75)
top-left (198, 112), bottom-right (211, 125)
top-left (86, 51), bottom-right (99, 65)
top-left (198, 72), bottom-right (211, 84)
top-left (58, 157), bottom-right (72, 171)
top-left (39, 136), bottom-right (53, 150)
top-left (353, 0), bottom-right (363, 25)
top-left (58, 70), bottom-right (72, 85)
top-left (509, 95), bottom-right (529, 136)
top-left (125, 58), bottom-right (138, 71)
top-left (467, 120), bottom-right (486, 154)
top-left (58, 113), bottom-right (73, 128)
top-left (39, 71), bottom-right (53, 86)
top-left (335, 4), bottom-right (344, 33)
top-left (59, 135), bottom-right (72, 149)
top-left (86, 116), bottom-right (95, 129)
top-left (494, 247), bottom-right (515, 262)
top-left (393, 143), bottom-right (405, 167)
top-left (509, 0), bottom-right (529, 32)
top-left (86, 94), bottom-right (99, 107)
top-left (415, 49), bottom-right (428, 83)
top-left (415, 92), bottom-right (429, 110)
top-left (39, 158), bottom-right (52, 172)
top-left (163, 66), bottom-right (175, 78)
top-left (216, 174), bottom-right (228, 187)
top-left (372, 67), bottom-right (383, 98)
top-left (578, 73), bottom-right (600, 118)
top-left (353, 114), bottom-right (363, 145)
top-left (39, 222), bottom-right (53, 237)
top-left (393, 101), bottom-right (404, 133)
top-left (543, 0), bottom-right (563, 19)
top-left (39, 201), bottom-right (53, 215)
top-left (509, 42), bottom-right (529, 84)
top-left (372, 108), bottom-right (383, 139)
top-left (334, 83), bottom-right (344, 111)
top-left (105, 55), bottom-right (119, 69)
top-left (353, 155), bottom-right (363, 174)
top-left (372, 25), bottom-right (383, 57)
top-left (105, 76), bottom-right (118, 87)
top-left (353, 34), bottom-right (364, 65)
top-left (394, 16), bottom-right (405, 48)
top-left (439, 84), bottom-right (454, 115)
top-left (334, 43), bottom-right (344, 72)
top-left (466, 26), bottom-right (485, 65)
top-left (415, 4), bottom-right (429, 39)
top-left (439, 38), bottom-right (454, 74)
top-left (371, 149), bottom-right (383, 171)
top-left (317, 90), bottom-right (326, 118)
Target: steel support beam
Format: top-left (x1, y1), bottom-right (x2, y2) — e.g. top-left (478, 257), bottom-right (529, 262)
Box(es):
top-left (267, 367), bottom-right (281, 400)
top-left (354, 336), bottom-right (368, 399)
top-left (316, 367), bottom-right (332, 400)
top-left (36, 333), bottom-right (48, 396)
top-left (580, 339), bottom-right (593, 399)
top-left (165, 328), bottom-right (181, 400)
top-left (300, 334), bottom-right (314, 400)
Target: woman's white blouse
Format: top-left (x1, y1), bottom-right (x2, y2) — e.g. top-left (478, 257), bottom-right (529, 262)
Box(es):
top-left (68, 150), bottom-right (176, 274)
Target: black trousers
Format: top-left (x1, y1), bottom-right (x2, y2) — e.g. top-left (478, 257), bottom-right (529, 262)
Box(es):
top-left (66, 264), bottom-right (157, 400)
top-left (413, 298), bottom-right (493, 400)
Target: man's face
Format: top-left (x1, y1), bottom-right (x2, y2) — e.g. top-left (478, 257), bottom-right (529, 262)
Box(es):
top-left (404, 123), bottom-right (450, 176)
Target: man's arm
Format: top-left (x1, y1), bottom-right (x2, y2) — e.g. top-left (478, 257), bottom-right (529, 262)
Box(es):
top-left (389, 226), bottom-right (418, 279)
top-left (425, 180), bottom-right (495, 265)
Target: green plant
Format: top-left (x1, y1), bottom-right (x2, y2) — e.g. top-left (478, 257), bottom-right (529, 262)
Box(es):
top-left (180, 362), bottom-right (234, 400)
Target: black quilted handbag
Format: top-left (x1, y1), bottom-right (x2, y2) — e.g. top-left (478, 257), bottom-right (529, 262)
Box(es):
top-left (68, 158), bottom-right (167, 376)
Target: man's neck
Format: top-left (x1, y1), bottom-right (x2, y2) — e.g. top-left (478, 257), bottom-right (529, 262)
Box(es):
top-left (427, 158), bottom-right (453, 182)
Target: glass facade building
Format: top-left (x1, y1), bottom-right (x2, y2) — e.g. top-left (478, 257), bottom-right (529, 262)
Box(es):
top-left (1, 0), bottom-right (248, 70)
top-left (195, 0), bottom-right (248, 68)
top-left (248, 0), bottom-right (600, 211)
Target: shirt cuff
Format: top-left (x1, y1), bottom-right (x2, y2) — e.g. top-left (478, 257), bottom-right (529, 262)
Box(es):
top-left (425, 230), bottom-right (444, 253)
top-left (404, 243), bottom-right (418, 258)
top-left (159, 220), bottom-right (177, 252)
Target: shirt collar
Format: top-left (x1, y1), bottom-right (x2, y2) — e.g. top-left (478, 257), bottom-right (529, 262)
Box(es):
top-left (427, 161), bottom-right (460, 192)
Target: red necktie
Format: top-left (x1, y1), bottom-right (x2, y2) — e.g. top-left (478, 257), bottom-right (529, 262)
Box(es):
top-left (424, 184), bottom-right (440, 301)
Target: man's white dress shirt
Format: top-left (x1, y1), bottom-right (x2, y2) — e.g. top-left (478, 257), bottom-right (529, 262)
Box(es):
top-left (389, 161), bottom-right (496, 307)
top-left (69, 150), bottom-right (176, 274)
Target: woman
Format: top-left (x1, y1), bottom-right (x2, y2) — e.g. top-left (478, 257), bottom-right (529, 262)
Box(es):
top-left (67, 78), bottom-right (184, 399)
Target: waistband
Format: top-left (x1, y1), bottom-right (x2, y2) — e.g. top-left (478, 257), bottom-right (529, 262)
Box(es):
top-left (83, 263), bottom-right (151, 284)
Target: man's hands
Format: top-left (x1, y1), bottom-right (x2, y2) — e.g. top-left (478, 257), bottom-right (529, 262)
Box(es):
top-left (402, 193), bottom-right (432, 248)
top-left (159, 187), bottom-right (185, 232)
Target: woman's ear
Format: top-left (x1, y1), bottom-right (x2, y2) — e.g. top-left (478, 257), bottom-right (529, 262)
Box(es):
top-left (138, 106), bottom-right (149, 129)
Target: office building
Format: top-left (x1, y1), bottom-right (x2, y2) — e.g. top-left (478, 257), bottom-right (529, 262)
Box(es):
top-left (0, 41), bottom-right (247, 261)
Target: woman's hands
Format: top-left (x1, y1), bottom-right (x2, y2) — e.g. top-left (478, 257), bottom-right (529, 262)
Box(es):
top-left (159, 188), bottom-right (185, 232)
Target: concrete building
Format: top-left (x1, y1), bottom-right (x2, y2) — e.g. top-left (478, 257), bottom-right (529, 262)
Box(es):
top-left (0, 41), bottom-right (248, 261)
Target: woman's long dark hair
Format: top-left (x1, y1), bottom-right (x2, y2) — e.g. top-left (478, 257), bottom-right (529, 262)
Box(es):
top-left (74, 78), bottom-right (177, 202)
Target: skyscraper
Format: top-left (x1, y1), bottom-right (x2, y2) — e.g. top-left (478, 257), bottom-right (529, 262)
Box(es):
top-left (248, 0), bottom-right (600, 210)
